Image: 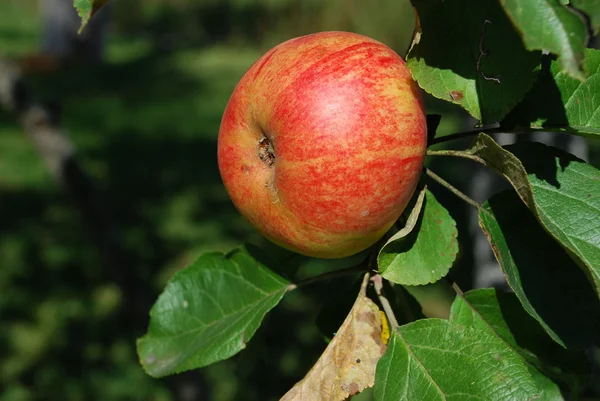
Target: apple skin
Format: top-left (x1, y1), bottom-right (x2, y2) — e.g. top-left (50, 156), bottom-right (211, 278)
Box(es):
top-left (218, 31), bottom-right (427, 259)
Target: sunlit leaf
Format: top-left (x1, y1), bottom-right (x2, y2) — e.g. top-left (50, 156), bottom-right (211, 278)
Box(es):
top-left (408, 0), bottom-right (540, 122)
top-left (378, 189), bottom-right (457, 285)
top-left (507, 142), bottom-right (600, 297)
top-left (571, 0), bottom-right (600, 34)
top-left (137, 248), bottom-right (290, 377)
top-left (500, 0), bottom-right (588, 80)
top-left (451, 288), bottom-right (589, 396)
top-left (504, 49), bottom-right (600, 137)
top-left (455, 135), bottom-right (600, 298)
top-left (374, 319), bottom-right (539, 400)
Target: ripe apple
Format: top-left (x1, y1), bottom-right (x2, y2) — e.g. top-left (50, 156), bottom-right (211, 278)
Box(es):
top-left (218, 31), bottom-right (427, 258)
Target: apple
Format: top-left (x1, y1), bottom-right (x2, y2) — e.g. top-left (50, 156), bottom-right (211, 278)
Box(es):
top-left (218, 31), bottom-right (427, 258)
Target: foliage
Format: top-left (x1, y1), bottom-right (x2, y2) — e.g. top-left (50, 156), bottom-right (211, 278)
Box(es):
top-left (119, 0), bottom-right (599, 398)
top-left (2, 1), bottom-right (424, 399)
top-left (138, 248), bottom-right (291, 377)
top-left (378, 187), bottom-right (458, 286)
top-left (2, 0), bottom-right (600, 399)
top-left (374, 319), bottom-right (540, 400)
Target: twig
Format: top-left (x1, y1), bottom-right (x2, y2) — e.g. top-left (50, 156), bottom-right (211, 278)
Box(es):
top-left (451, 282), bottom-right (465, 297)
top-left (287, 262), bottom-right (368, 291)
top-left (424, 168), bottom-right (491, 217)
top-left (477, 20), bottom-right (501, 84)
top-left (427, 148), bottom-right (487, 164)
top-left (371, 274), bottom-right (399, 330)
top-left (430, 127), bottom-right (502, 146)
top-left (429, 126), bottom-right (563, 146)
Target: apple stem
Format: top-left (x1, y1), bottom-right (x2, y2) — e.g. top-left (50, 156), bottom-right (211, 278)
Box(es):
top-left (424, 168), bottom-right (491, 217)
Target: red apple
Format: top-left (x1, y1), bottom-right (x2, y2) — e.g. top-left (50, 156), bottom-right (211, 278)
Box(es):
top-left (218, 31), bottom-right (427, 258)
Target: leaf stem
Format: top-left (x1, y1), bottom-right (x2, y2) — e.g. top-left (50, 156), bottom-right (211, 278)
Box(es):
top-left (424, 168), bottom-right (490, 216)
top-left (426, 148), bottom-right (485, 164)
top-left (371, 274), bottom-right (400, 330)
top-left (287, 262), bottom-right (368, 291)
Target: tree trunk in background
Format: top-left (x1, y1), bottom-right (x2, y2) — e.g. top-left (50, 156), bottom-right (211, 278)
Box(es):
top-left (41, 0), bottom-right (110, 62)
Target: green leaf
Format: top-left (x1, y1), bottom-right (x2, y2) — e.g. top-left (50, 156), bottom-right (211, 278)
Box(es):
top-left (478, 190), bottom-right (600, 349)
top-left (374, 319), bottom-right (539, 400)
top-left (73, 0), bottom-right (109, 33)
top-left (408, 0), bottom-right (541, 123)
top-left (529, 371), bottom-right (566, 401)
top-left (571, 0), bottom-right (600, 34)
top-left (507, 142), bottom-right (600, 297)
top-left (456, 134), bottom-right (600, 298)
top-left (504, 49), bottom-right (600, 137)
top-left (136, 248), bottom-right (290, 377)
top-left (450, 288), bottom-right (589, 395)
top-left (378, 189), bottom-right (458, 285)
top-left (461, 133), bottom-right (536, 208)
top-left (500, 0), bottom-right (588, 80)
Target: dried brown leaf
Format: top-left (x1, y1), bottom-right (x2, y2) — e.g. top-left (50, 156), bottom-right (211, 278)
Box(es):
top-left (280, 274), bottom-right (386, 401)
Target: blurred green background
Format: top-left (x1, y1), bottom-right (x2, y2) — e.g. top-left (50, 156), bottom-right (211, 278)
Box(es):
top-left (0, 1), bottom-right (597, 400)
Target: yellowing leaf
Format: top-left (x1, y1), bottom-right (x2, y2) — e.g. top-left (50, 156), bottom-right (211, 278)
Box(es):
top-left (379, 311), bottom-right (390, 345)
top-left (280, 274), bottom-right (386, 401)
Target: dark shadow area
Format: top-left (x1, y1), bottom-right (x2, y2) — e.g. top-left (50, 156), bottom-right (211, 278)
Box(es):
top-left (425, 145), bottom-right (479, 291)
top-left (502, 55), bottom-right (570, 133)
top-left (409, 0), bottom-right (547, 123)
top-left (493, 290), bottom-right (590, 392)
top-left (506, 141), bottom-right (583, 189)
top-left (487, 190), bottom-right (600, 350)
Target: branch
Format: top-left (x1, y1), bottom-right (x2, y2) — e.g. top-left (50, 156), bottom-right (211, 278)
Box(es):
top-left (427, 148), bottom-right (487, 164)
top-left (287, 262), bottom-right (369, 291)
top-left (429, 126), bottom-right (558, 146)
top-left (0, 59), bottom-right (75, 179)
top-left (424, 168), bottom-right (490, 216)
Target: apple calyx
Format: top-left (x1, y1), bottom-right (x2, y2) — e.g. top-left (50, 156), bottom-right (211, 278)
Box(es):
top-left (258, 135), bottom-right (275, 167)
